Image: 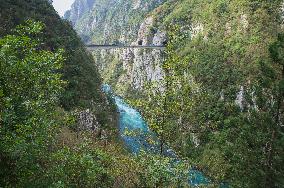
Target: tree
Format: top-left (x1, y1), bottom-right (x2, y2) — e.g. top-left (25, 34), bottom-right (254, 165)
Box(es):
top-left (0, 19), bottom-right (116, 188)
top-left (0, 20), bottom-right (65, 185)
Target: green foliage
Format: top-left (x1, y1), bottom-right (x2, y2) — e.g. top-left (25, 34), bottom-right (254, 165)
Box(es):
top-left (4, 0), bottom-right (281, 187)
top-left (135, 152), bottom-right (189, 187)
top-left (0, 20), bottom-right (63, 186)
top-left (0, 13), bottom-right (193, 188)
top-left (130, 0), bottom-right (284, 187)
top-left (46, 144), bottom-right (113, 187)
top-left (0, 20), bottom-right (115, 188)
top-left (0, 0), bottom-right (116, 128)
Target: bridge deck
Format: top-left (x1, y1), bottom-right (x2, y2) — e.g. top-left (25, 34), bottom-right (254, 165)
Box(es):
top-left (86, 45), bottom-right (166, 50)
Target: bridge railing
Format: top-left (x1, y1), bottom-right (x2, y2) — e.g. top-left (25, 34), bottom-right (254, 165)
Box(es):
top-left (86, 44), bottom-right (166, 50)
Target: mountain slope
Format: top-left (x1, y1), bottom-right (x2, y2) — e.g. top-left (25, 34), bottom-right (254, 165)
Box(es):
top-left (65, 0), bottom-right (165, 44)
top-left (0, 0), bottom-right (118, 186)
top-left (0, 1), bottom-right (194, 187)
top-left (66, 0), bottom-right (284, 187)
top-left (65, 0), bottom-right (167, 97)
top-left (0, 0), bottom-right (116, 125)
top-left (64, 0), bottom-right (96, 26)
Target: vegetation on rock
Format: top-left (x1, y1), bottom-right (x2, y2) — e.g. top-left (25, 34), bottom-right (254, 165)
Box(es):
top-left (68, 0), bottom-right (284, 186)
top-left (131, 0), bottom-right (284, 187)
top-left (0, 1), bottom-right (190, 187)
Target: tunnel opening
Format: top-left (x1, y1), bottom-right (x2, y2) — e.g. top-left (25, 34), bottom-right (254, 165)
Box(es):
top-left (162, 40), bottom-right (168, 46)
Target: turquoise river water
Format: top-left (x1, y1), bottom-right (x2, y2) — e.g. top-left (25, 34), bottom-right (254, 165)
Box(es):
top-left (102, 84), bottom-right (227, 187)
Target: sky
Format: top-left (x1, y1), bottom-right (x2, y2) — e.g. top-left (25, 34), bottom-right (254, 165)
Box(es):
top-left (52, 0), bottom-right (75, 17)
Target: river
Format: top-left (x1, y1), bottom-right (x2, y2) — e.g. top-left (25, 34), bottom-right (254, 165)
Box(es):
top-left (102, 84), bottom-right (227, 187)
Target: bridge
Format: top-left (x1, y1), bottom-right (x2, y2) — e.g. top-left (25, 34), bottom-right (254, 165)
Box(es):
top-left (86, 44), bottom-right (166, 50)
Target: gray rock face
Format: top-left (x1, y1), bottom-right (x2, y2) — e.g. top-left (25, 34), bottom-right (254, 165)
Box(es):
top-left (92, 16), bottom-right (167, 94)
top-left (94, 48), bottom-right (165, 95)
top-left (153, 31), bottom-right (167, 45)
top-left (122, 16), bottom-right (166, 90)
top-left (65, 0), bottom-right (167, 95)
top-left (133, 0), bottom-right (141, 10)
top-left (64, 0), bottom-right (96, 25)
top-left (78, 109), bottom-right (100, 131)
top-left (235, 86), bottom-right (244, 111)
top-left (65, 0), bottom-right (165, 44)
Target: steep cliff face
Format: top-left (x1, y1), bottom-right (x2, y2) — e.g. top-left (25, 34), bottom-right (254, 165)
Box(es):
top-left (92, 15), bottom-right (167, 96)
top-left (64, 0), bottom-right (96, 25)
top-left (65, 0), bottom-right (167, 96)
top-left (92, 48), bottom-right (165, 96)
top-left (66, 0), bottom-right (165, 44)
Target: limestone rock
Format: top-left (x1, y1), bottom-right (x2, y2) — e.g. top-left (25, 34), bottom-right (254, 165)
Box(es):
top-left (64, 0), bottom-right (96, 25)
top-left (65, 0), bottom-right (167, 95)
top-left (78, 109), bottom-right (100, 131)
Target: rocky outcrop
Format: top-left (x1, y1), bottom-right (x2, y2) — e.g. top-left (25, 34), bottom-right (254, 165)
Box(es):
top-left (125, 16), bottom-right (166, 90)
top-left (235, 86), bottom-right (245, 111)
top-left (191, 23), bottom-right (204, 39)
top-left (91, 15), bottom-right (167, 95)
top-left (65, 0), bottom-right (167, 96)
top-left (93, 48), bottom-right (165, 95)
top-left (78, 109), bottom-right (100, 131)
top-left (127, 48), bottom-right (165, 90)
top-left (136, 17), bottom-right (154, 45)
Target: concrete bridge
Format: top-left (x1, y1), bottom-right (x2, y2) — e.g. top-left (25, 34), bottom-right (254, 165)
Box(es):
top-left (86, 44), bottom-right (166, 50)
